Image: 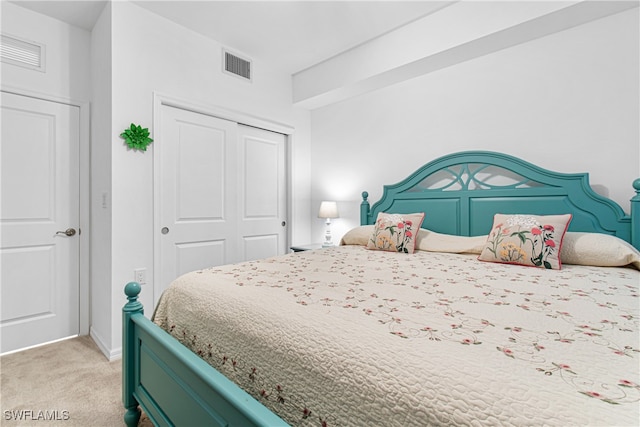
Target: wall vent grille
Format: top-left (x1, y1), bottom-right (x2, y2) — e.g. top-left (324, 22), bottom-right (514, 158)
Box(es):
top-left (0, 34), bottom-right (45, 72)
top-left (223, 50), bottom-right (251, 81)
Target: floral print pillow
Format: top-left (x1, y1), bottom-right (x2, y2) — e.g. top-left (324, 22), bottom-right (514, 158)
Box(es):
top-left (478, 214), bottom-right (572, 269)
top-left (367, 212), bottom-right (425, 254)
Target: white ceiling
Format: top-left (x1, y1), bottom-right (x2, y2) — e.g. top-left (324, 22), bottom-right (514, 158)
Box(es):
top-left (9, 0), bottom-right (109, 32)
top-left (9, 0), bottom-right (453, 74)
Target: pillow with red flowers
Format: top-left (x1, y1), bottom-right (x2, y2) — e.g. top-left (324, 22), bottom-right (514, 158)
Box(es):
top-left (367, 212), bottom-right (425, 254)
top-left (478, 213), bottom-right (572, 269)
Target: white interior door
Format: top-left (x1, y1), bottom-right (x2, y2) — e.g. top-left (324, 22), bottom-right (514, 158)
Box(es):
top-left (158, 105), bottom-right (238, 295)
top-left (238, 125), bottom-right (287, 260)
top-left (1, 91), bottom-right (80, 354)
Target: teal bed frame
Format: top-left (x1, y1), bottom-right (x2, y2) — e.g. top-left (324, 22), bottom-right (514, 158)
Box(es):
top-left (123, 151), bottom-right (640, 426)
top-left (362, 151), bottom-right (640, 248)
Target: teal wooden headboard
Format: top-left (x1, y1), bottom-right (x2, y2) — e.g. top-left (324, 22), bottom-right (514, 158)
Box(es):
top-left (361, 151), bottom-right (640, 250)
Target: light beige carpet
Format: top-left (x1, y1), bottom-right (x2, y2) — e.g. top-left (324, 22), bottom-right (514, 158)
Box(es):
top-left (1, 336), bottom-right (152, 426)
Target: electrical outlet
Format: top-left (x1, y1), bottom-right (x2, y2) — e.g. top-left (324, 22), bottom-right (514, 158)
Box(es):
top-left (134, 268), bottom-right (146, 284)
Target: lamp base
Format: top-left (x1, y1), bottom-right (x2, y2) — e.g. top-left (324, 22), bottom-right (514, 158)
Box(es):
top-left (323, 218), bottom-right (334, 247)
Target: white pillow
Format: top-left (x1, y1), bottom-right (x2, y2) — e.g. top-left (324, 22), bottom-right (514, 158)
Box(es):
top-left (340, 225), bottom-right (375, 246)
top-left (340, 226), bottom-right (486, 254)
top-left (415, 229), bottom-right (486, 254)
top-left (561, 232), bottom-right (640, 269)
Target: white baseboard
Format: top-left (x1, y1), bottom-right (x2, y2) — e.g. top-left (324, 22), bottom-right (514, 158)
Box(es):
top-left (90, 327), bottom-right (122, 361)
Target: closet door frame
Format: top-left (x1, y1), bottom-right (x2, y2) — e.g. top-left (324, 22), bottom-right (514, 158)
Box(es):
top-left (152, 92), bottom-right (294, 306)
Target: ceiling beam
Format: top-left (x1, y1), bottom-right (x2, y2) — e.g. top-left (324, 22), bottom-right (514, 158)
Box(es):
top-left (293, 1), bottom-right (638, 110)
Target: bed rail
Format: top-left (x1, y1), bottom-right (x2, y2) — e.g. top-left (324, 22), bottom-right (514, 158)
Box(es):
top-left (122, 282), bottom-right (289, 427)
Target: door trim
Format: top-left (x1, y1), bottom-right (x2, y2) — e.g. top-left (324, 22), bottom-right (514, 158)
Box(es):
top-left (0, 85), bottom-right (90, 339)
top-left (152, 92), bottom-right (294, 306)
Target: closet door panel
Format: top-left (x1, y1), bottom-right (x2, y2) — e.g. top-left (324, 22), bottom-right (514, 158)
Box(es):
top-left (158, 105), bottom-right (238, 295)
top-left (238, 125), bottom-right (287, 261)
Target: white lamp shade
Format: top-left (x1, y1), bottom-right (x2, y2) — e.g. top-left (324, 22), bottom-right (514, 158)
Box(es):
top-left (318, 201), bottom-right (339, 219)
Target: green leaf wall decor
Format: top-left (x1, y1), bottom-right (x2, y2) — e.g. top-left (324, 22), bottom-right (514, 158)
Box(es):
top-left (120, 123), bottom-right (153, 151)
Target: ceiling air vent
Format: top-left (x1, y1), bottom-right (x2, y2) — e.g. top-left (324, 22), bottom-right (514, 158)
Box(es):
top-left (0, 34), bottom-right (45, 72)
top-left (223, 49), bottom-right (251, 81)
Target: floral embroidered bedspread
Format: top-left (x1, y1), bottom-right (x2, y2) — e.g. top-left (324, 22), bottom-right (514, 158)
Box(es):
top-left (153, 245), bottom-right (639, 427)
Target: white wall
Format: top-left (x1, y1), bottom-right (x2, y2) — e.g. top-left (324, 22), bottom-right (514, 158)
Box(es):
top-left (310, 7), bottom-right (639, 244)
top-left (89, 1), bottom-right (113, 356)
top-left (0, 2), bottom-right (91, 101)
top-left (98, 1), bottom-right (312, 355)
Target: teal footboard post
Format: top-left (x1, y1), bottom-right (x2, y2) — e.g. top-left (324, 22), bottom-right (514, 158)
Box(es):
top-left (631, 178), bottom-right (640, 251)
top-left (123, 282), bottom-right (143, 427)
top-left (361, 191), bottom-right (370, 225)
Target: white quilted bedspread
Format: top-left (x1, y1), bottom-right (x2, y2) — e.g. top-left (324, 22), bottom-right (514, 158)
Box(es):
top-left (153, 245), bottom-right (639, 427)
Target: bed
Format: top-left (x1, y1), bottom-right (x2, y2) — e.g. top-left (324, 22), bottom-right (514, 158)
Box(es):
top-left (123, 151), bottom-right (640, 426)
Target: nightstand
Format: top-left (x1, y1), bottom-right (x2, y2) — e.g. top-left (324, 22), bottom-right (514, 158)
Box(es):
top-left (290, 243), bottom-right (324, 252)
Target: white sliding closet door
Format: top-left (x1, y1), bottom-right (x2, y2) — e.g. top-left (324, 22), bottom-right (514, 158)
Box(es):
top-left (157, 105), bottom-right (288, 297)
top-left (237, 125), bottom-right (287, 261)
top-left (158, 105), bottom-right (238, 294)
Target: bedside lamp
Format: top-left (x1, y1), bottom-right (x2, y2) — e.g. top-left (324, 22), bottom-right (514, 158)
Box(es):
top-left (318, 201), bottom-right (339, 247)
